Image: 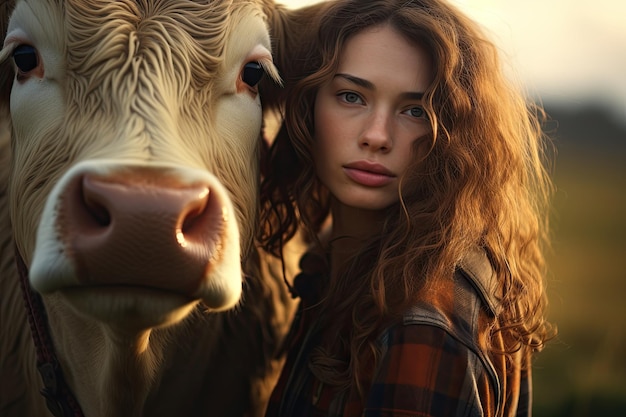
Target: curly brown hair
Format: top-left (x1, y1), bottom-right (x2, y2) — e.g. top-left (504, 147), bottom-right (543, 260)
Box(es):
top-left (260, 0), bottom-right (555, 398)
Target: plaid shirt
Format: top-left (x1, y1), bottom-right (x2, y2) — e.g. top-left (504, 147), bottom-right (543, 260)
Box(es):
top-left (265, 249), bottom-right (532, 417)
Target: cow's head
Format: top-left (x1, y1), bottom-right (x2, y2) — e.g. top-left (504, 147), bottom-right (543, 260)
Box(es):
top-left (1, 0), bottom-right (284, 331)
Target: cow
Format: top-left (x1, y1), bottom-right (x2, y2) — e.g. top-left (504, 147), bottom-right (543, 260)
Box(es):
top-left (0, 0), bottom-right (320, 416)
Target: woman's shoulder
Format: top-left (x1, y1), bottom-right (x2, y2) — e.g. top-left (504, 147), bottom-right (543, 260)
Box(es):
top-left (369, 248), bottom-right (504, 415)
top-left (369, 317), bottom-right (501, 417)
top-left (374, 247), bottom-right (504, 409)
top-left (403, 247), bottom-right (501, 335)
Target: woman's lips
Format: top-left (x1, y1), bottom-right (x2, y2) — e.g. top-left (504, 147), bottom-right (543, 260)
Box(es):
top-left (343, 161), bottom-right (395, 187)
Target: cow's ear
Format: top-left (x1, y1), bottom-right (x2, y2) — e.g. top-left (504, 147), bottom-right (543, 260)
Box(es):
top-left (260, 0), bottom-right (329, 112)
top-left (0, 0), bottom-right (16, 116)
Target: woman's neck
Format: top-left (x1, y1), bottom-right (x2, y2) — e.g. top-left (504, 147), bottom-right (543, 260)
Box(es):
top-left (326, 199), bottom-right (386, 278)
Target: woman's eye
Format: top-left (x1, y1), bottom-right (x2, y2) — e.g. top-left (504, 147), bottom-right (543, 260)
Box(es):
top-left (407, 106), bottom-right (428, 119)
top-left (242, 62), bottom-right (265, 87)
top-left (12, 44), bottom-right (38, 73)
top-left (339, 92), bottom-right (362, 104)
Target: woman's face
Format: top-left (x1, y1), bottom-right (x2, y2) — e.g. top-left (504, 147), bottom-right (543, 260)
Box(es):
top-left (313, 24), bottom-right (433, 212)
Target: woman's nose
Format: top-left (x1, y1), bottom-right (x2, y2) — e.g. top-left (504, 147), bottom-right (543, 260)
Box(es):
top-left (359, 111), bottom-right (392, 152)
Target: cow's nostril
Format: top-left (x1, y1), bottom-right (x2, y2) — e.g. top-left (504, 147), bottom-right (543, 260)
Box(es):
top-left (181, 190), bottom-right (209, 234)
top-left (83, 190), bottom-right (111, 227)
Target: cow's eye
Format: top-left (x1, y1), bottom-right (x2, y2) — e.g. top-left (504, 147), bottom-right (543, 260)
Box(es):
top-left (242, 62), bottom-right (265, 88)
top-left (13, 44), bottom-right (38, 74)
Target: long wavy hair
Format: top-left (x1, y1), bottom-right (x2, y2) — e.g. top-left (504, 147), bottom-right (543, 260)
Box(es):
top-left (260, 0), bottom-right (555, 398)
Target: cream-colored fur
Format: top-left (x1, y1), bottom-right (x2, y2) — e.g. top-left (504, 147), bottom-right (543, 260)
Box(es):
top-left (0, 0), bottom-right (327, 415)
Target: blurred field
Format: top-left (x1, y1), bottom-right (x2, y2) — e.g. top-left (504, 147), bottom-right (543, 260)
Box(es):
top-left (533, 105), bottom-right (626, 417)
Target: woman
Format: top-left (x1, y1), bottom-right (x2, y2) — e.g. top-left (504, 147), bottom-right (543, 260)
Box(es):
top-left (260, 0), bottom-right (555, 415)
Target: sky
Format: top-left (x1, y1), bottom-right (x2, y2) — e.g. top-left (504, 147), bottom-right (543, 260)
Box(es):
top-left (277, 0), bottom-right (626, 123)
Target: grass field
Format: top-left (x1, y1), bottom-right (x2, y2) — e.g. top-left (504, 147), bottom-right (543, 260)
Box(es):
top-left (533, 140), bottom-right (626, 416)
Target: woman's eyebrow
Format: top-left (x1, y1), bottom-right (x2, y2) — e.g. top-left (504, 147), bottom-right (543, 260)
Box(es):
top-left (334, 73), bottom-right (424, 100)
top-left (401, 91), bottom-right (425, 100)
top-left (335, 73), bottom-right (374, 89)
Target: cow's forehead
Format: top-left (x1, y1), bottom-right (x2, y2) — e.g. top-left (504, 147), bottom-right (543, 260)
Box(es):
top-left (3, 0), bottom-right (271, 83)
top-left (1, 0), bottom-right (277, 108)
top-left (40, 0), bottom-right (273, 126)
top-left (64, 0), bottom-right (267, 83)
